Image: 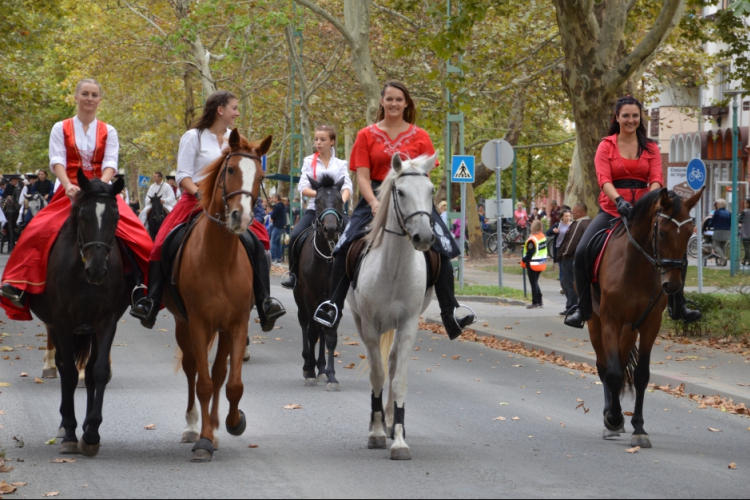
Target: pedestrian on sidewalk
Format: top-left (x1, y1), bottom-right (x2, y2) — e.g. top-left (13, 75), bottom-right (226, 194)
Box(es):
top-left (438, 201), bottom-right (449, 228)
top-left (710, 198), bottom-right (731, 263)
top-left (514, 202), bottom-right (528, 235)
top-left (559, 203), bottom-right (591, 315)
top-left (521, 220), bottom-right (547, 309)
top-left (740, 199), bottom-right (750, 265)
top-left (547, 208), bottom-right (572, 281)
top-left (270, 193), bottom-right (286, 263)
top-left (549, 200), bottom-right (561, 227)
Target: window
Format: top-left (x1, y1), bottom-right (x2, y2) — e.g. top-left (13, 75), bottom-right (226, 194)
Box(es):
top-left (650, 109), bottom-right (660, 137)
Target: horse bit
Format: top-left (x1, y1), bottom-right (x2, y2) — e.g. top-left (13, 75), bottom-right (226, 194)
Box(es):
top-left (76, 194), bottom-right (118, 261)
top-left (313, 206), bottom-right (344, 261)
top-left (384, 172), bottom-right (434, 238)
top-left (204, 152), bottom-right (261, 227)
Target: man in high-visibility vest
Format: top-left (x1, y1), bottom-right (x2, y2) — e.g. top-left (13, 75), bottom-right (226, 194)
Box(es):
top-left (521, 220), bottom-right (547, 309)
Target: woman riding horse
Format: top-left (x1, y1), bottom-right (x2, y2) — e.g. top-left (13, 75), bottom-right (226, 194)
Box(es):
top-left (0, 79), bottom-right (153, 320)
top-left (281, 124), bottom-right (352, 290)
top-left (312, 80), bottom-right (476, 339)
top-left (130, 90), bottom-right (285, 331)
top-left (565, 95), bottom-right (701, 329)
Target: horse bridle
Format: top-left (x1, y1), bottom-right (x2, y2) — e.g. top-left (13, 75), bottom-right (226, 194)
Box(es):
top-left (204, 151), bottom-right (261, 227)
top-left (313, 204), bottom-right (344, 260)
top-left (76, 194), bottom-right (118, 260)
top-left (384, 172), bottom-right (434, 238)
top-left (623, 208), bottom-right (691, 275)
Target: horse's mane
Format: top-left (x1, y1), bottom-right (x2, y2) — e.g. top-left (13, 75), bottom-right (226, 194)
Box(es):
top-left (365, 155), bottom-right (431, 248)
top-left (315, 173), bottom-right (339, 190)
top-left (197, 135), bottom-right (257, 212)
top-left (620, 189), bottom-right (683, 232)
top-left (72, 178), bottom-right (118, 208)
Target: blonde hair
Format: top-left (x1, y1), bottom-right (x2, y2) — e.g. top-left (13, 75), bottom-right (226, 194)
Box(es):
top-left (438, 201), bottom-right (448, 213)
top-left (716, 198), bottom-right (727, 209)
top-left (530, 220), bottom-right (543, 233)
top-left (75, 78), bottom-right (103, 95)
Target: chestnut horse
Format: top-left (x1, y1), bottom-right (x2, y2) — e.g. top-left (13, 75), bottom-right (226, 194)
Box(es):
top-left (165, 129), bottom-right (271, 463)
top-left (590, 188), bottom-right (702, 449)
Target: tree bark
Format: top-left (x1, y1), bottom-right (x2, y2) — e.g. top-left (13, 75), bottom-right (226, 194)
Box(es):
top-left (465, 183), bottom-right (487, 260)
top-left (183, 68), bottom-right (195, 131)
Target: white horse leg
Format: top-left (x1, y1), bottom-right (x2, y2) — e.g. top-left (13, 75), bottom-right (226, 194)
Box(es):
top-left (182, 403), bottom-right (200, 444)
top-left (43, 347), bottom-right (57, 379)
top-left (360, 315), bottom-right (387, 450)
top-left (388, 320), bottom-right (419, 460)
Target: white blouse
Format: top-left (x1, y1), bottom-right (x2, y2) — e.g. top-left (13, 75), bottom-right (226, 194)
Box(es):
top-left (49, 116), bottom-right (119, 174)
top-left (175, 128), bottom-right (229, 188)
top-left (298, 153), bottom-right (352, 211)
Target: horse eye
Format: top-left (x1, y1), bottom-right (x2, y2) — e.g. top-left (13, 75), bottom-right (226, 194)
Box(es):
top-left (659, 230), bottom-right (666, 239)
top-left (228, 167), bottom-right (235, 175)
top-left (397, 190), bottom-right (404, 197)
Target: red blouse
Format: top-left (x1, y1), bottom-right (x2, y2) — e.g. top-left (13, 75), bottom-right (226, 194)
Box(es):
top-left (595, 134), bottom-right (663, 217)
top-left (350, 124), bottom-right (435, 182)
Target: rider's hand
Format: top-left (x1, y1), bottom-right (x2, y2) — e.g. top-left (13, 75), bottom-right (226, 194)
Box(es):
top-left (615, 197), bottom-right (632, 218)
top-left (64, 183), bottom-right (80, 201)
top-left (369, 199), bottom-right (380, 216)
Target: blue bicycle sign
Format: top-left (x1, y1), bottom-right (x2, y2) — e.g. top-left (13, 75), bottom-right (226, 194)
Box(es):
top-left (688, 168), bottom-right (704, 183)
top-left (686, 159), bottom-right (706, 191)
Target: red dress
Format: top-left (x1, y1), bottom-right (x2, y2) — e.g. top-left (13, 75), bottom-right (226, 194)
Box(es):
top-left (349, 124), bottom-right (436, 179)
top-left (595, 134), bottom-right (663, 217)
top-left (1, 119), bottom-right (153, 321)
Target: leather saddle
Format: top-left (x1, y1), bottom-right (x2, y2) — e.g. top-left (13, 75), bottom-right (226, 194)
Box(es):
top-left (291, 225), bottom-right (315, 263)
top-left (585, 218), bottom-right (623, 285)
top-left (345, 236), bottom-right (441, 291)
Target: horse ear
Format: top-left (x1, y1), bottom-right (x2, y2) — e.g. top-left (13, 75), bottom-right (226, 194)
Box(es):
top-left (256, 135), bottom-right (273, 157)
top-left (308, 175), bottom-right (320, 191)
top-left (24, 194), bottom-right (31, 200)
top-left (421, 153), bottom-right (438, 174)
top-left (392, 154), bottom-right (403, 174)
top-left (77, 169), bottom-right (91, 191)
top-left (685, 187), bottom-right (704, 211)
top-left (112, 176), bottom-right (125, 196)
top-left (228, 128), bottom-right (242, 151)
top-left (658, 188), bottom-right (672, 211)
top-left (335, 177), bottom-right (346, 191)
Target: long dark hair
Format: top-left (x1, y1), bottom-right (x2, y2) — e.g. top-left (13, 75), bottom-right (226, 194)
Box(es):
top-left (376, 80), bottom-right (417, 124)
top-left (191, 90), bottom-right (237, 133)
top-left (606, 95), bottom-right (657, 158)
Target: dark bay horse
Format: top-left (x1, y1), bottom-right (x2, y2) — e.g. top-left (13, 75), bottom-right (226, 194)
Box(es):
top-left (147, 194), bottom-right (166, 241)
top-left (29, 169), bottom-right (135, 457)
top-left (293, 175), bottom-right (345, 391)
top-left (590, 188), bottom-right (702, 449)
top-left (164, 129), bottom-right (270, 463)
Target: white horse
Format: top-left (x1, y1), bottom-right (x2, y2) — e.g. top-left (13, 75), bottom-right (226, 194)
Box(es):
top-left (348, 154), bottom-right (437, 461)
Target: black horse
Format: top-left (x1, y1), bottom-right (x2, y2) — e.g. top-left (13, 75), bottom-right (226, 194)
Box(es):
top-left (293, 175), bottom-right (346, 391)
top-left (29, 169), bottom-right (135, 457)
top-left (146, 194), bottom-right (166, 241)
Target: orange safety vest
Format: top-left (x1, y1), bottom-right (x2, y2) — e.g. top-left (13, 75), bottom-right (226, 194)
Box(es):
top-left (521, 232), bottom-right (548, 272)
top-left (62, 118), bottom-right (108, 186)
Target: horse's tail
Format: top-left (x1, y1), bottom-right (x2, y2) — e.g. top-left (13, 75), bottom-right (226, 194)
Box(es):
top-left (622, 345), bottom-right (639, 393)
top-left (174, 332), bottom-right (218, 374)
top-left (380, 329), bottom-right (396, 378)
top-left (74, 334), bottom-right (94, 373)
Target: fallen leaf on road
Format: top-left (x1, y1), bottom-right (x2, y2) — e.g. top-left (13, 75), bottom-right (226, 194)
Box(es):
top-left (334, 351), bottom-right (340, 357)
top-left (452, 355), bottom-right (460, 360)
top-left (512, 364), bottom-right (523, 368)
top-left (343, 342), bottom-right (359, 346)
top-left (544, 333), bottom-right (552, 337)
top-left (359, 355), bottom-right (366, 360)
top-left (483, 323), bottom-right (489, 327)
top-left (0, 460), bottom-right (14, 473)
top-left (474, 378), bottom-right (481, 381)
top-left (10, 482), bottom-right (26, 487)
top-left (19, 373), bottom-right (27, 378)
top-left (411, 357), bottom-right (418, 360)
top-left (426, 369), bottom-right (432, 372)
top-left (493, 417), bottom-right (506, 421)
top-left (248, 444), bottom-right (259, 449)
top-left (504, 326), bottom-right (513, 330)
top-left (728, 463), bottom-right (737, 470)
top-left (34, 378), bottom-right (44, 384)
top-left (499, 402), bottom-right (509, 406)
top-left (575, 402), bottom-right (590, 414)
top-left (42, 492), bottom-right (59, 497)
top-left (414, 347), bottom-right (420, 351)
top-left (708, 428), bottom-right (722, 432)
top-left (0, 347), bottom-right (13, 352)
top-left (2, 356), bottom-right (8, 360)
top-left (511, 417), bottom-right (520, 421)
top-left (284, 404), bottom-right (302, 410)
top-left (626, 447), bottom-right (641, 454)
top-left (44, 438), bottom-right (56, 445)
top-left (158, 329), bottom-right (168, 332)
top-left (467, 359), bottom-right (473, 362)
top-left (0, 411), bottom-right (4, 415)
top-left (0, 382), bottom-right (10, 387)
top-left (0, 481), bottom-right (17, 494)
top-left (624, 411), bottom-right (634, 416)
top-left (144, 424), bottom-right (156, 430)
top-left (50, 458), bottom-right (76, 464)
top-left (560, 422), bottom-right (565, 427)
top-left (343, 363), bottom-right (355, 369)
top-left (595, 382), bottom-right (603, 385)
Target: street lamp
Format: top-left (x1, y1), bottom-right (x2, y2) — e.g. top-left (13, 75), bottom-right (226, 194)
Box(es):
top-left (723, 89), bottom-right (747, 276)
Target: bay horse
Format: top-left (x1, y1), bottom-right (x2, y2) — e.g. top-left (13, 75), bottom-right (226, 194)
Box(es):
top-left (293, 174), bottom-right (346, 390)
top-left (348, 154), bottom-right (436, 461)
top-left (29, 169), bottom-right (135, 456)
top-left (590, 187), bottom-right (702, 448)
top-left (165, 129), bottom-right (270, 463)
top-left (146, 194), bottom-right (166, 241)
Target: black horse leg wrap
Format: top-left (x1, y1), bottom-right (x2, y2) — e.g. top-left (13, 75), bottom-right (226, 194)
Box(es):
top-left (392, 402), bottom-right (406, 439)
top-left (370, 390), bottom-right (385, 426)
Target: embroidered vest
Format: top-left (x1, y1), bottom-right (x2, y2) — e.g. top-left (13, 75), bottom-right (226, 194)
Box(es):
top-left (62, 118), bottom-right (108, 186)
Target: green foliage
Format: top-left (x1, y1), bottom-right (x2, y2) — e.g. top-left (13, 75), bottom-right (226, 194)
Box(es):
top-left (664, 292), bottom-right (750, 338)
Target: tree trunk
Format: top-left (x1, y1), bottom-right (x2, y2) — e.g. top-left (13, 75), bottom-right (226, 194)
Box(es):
top-left (465, 183), bottom-right (487, 260)
top-left (183, 69), bottom-right (195, 131)
top-left (189, 34), bottom-right (217, 98)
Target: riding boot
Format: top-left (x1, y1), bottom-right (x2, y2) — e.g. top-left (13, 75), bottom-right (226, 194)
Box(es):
top-left (435, 255), bottom-right (477, 340)
top-left (246, 231), bottom-right (286, 332)
top-left (0, 283), bottom-right (27, 309)
top-left (668, 264), bottom-right (702, 324)
top-left (564, 262), bottom-right (593, 329)
top-left (280, 247), bottom-right (297, 290)
top-left (313, 252), bottom-right (349, 329)
top-left (130, 261), bottom-right (166, 329)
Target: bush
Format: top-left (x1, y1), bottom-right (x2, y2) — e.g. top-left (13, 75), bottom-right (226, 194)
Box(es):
top-left (664, 292), bottom-right (748, 338)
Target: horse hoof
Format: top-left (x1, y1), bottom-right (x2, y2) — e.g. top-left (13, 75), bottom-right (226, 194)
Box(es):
top-left (603, 413), bottom-right (624, 432)
top-left (390, 447), bottom-right (412, 461)
top-left (631, 434), bottom-right (652, 449)
top-left (602, 428), bottom-right (622, 440)
top-left (191, 438), bottom-right (214, 463)
top-left (226, 410), bottom-right (247, 437)
top-left (304, 378), bottom-right (318, 387)
top-left (43, 368), bottom-right (58, 379)
top-left (57, 427), bottom-right (66, 439)
top-left (317, 373), bottom-right (329, 383)
top-left (368, 436), bottom-right (387, 449)
top-left (77, 439), bottom-right (100, 457)
top-left (326, 382), bottom-right (340, 392)
top-left (181, 431), bottom-right (200, 444)
top-left (243, 347), bottom-right (251, 363)
top-left (77, 379), bottom-right (86, 389)
top-left (59, 441), bottom-right (80, 455)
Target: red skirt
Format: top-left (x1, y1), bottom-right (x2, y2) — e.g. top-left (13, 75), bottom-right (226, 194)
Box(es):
top-left (150, 194), bottom-right (270, 261)
top-left (1, 188), bottom-right (153, 321)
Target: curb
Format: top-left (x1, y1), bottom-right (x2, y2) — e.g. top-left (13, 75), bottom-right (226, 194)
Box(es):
top-left (426, 317), bottom-right (750, 408)
top-left (433, 295), bottom-right (529, 307)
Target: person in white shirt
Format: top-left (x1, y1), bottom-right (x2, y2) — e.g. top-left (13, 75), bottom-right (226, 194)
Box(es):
top-left (281, 125), bottom-right (352, 290)
top-left (139, 171), bottom-right (176, 226)
top-left (130, 90), bottom-right (285, 331)
top-left (166, 174), bottom-right (181, 201)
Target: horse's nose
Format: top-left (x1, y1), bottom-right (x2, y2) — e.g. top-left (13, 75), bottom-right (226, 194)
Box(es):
top-left (325, 225), bottom-right (337, 240)
top-left (662, 281), bottom-right (682, 295)
top-left (85, 266), bottom-right (108, 285)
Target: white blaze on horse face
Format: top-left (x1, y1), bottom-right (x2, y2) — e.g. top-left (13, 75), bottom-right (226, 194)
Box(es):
top-left (237, 157), bottom-right (256, 225)
top-left (95, 202), bottom-right (106, 230)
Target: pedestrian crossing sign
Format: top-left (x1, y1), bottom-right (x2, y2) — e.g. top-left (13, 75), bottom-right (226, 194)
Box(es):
top-left (452, 155), bottom-right (475, 183)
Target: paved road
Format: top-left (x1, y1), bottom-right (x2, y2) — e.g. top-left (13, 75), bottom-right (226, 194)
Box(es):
top-left (0, 281), bottom-right (748, 498)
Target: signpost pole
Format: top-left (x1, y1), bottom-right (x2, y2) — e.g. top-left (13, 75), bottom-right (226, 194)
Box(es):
top-left (730, 95), bottom-right (739, 277)
top-left (460, 182), bottom-right (466, 290)
top-left (495, 140), bottom-right (503, 290)
top-left (697, 196), bottom-right (703, 293)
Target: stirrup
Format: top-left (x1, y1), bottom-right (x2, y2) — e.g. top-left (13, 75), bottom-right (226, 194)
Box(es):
top-left (130, 284), bottom-right (148, 309)
top-left (0, 285), bottom-right (26, 309)
top-left (280, 271), bottom-right (296, 290)
top-left (313, 301), bottom-right (339, 328)
top-left (455, 304), bottom-right (479, 327)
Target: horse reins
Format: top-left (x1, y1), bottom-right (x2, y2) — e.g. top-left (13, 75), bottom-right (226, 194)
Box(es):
top-left (384, 172), bottom-right (434, 238)
top-left (76, 194), bottom-right (118, 261)
top-left (204, 151), bottom-right (261, 228)
top-left (313, 205), bottom-right (344, 261)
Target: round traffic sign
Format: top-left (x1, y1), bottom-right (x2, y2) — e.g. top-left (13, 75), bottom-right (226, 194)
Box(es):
top-left (686, 158), bottom-right (706, 191)
top-left (481, 139), bottom-right (514, 172)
